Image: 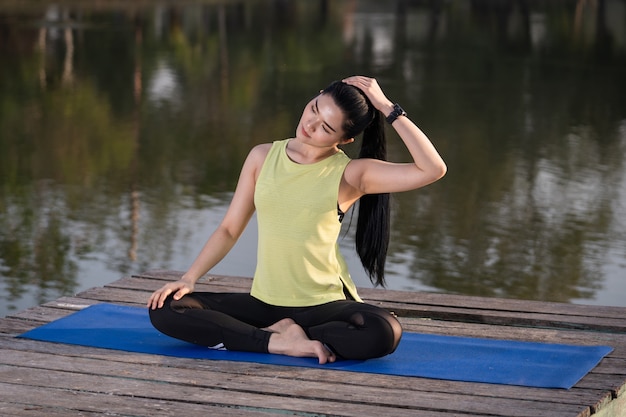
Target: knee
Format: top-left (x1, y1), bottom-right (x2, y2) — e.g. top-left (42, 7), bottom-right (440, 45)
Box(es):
top-left (350, 310), bottom-right (402, 359)
top-left (385, 313), bottom-right (403, 355)
top-left (369, 311), bottom-right (402, 357)
top-left (148, 295), bottom-right (178, 332)
top-left (148, 304), bottom-right (167, 332)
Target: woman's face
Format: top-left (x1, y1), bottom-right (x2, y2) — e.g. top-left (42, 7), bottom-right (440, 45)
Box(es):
top-left (296, 93), bottom-right (351, 147)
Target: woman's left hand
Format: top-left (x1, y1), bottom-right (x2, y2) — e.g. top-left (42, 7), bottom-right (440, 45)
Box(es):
top-left (342, 76), bottom-right (393, 114)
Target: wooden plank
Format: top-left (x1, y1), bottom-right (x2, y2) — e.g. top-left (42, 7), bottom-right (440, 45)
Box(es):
top-left (0, 370), bottom-right (487, 417)
top-left (2, 272), bottom-right (626, 417)
top-left (0, 382), bottom-right (280, 417)
top-left (0, 342), bottom-right (607, 409)
top-left (12, 301), bottom-right (626, 362)
top-left (373, 300), bottom-right (626, 333)
top-left (0, 317), bottom-right (41, 336)
top-left (33, 276), bottom-right (626, 355)
top-left (0, 402), bottom-right (107, 417)
top-left (0, 345), bottom-right (593, 417)
top-left (7, 306), bottom-right (84, 323)
top-left (0, 335), bottom-right (604, 417)
top-left (133, 271), bottom-right (626, 320)
top-left (52, 274), bottom-right (626, 351)
top-left (591, 390), bottom-right (626, 417)
top-left (3, 320), bottom-right (621, 416)
top-left (72, 286), bottom-right (148, 305)
top-left (129, 272), bottom-right (626, 332)
top-left (0, 334), bottom-right (595, 400)
top-left (7, 279), bottom-right (625, 405)
top-left (359, 288), bottom-right (626, 319)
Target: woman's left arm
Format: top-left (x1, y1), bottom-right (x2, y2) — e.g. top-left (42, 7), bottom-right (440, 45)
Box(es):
top-left (342, 76), bottom-right (447, 195)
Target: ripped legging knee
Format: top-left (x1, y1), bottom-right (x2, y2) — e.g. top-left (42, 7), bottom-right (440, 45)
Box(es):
top-left (148, 292), bottom-right (402, 360)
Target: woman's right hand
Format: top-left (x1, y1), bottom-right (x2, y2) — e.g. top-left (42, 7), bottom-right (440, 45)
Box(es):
top-left (147, 279), bottom-right (195, 310)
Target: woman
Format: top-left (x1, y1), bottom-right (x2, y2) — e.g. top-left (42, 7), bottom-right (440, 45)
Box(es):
top-left (148, 76), bottom-right (446, 364)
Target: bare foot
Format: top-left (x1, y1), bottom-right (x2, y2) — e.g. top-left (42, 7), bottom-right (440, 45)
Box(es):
top-left (262, 318), bottom-right (296, 334)
top-left (266, 320), bottom-right (336, 365)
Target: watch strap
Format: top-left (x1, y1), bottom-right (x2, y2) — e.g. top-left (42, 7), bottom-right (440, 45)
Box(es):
top-left (385, 103), bottom-right (407, 124)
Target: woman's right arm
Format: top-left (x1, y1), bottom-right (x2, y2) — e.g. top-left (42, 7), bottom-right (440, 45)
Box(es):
top-left (147, 144), bottom-right (270, 309)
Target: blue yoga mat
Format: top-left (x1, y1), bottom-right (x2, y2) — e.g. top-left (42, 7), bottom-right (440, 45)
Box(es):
top-left (18, 303), bottom-right (612, 389)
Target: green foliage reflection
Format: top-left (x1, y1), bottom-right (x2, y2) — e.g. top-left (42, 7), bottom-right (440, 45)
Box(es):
top-left (1, 0), bottom-right (625, 316)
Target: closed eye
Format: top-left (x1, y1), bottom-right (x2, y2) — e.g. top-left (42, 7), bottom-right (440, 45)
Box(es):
top-left (313, 99), bottom-right (335, 134)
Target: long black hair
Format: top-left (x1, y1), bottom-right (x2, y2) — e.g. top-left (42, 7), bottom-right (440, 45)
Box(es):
top-left (321, 80), bottom-right (390, 287)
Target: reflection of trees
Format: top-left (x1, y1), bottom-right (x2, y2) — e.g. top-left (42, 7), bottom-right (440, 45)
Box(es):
top-left (0, 5), bottom-right (136, 311)
top-left (378, 0), bottom-right (626, 301)
top-left (1, 1), bottom-right (350, 315)
top-left (0, 188), bottom-right (78, 311)
top-left (1, 0), bottom-right (625, 314)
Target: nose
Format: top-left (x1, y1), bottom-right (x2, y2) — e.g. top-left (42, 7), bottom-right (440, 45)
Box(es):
top-left (306, 117), bottom-right (320, 132)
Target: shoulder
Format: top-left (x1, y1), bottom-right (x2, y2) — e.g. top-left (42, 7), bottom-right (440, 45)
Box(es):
top-left (245, 142), bottom-right (275, 165)
top-left (248, 143), bottom-right (273, 161)
top-left (241, 143), bottom-right (273, 181)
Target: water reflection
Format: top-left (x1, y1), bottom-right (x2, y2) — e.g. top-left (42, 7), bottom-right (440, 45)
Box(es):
top-left (147, 60), bottom-right (182, 109)
top-left (1, 0), bottom-right (625, 317)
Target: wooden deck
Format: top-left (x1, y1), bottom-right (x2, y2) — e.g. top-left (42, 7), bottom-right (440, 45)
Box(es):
top-left (1, 270), bottom-right (625, 417)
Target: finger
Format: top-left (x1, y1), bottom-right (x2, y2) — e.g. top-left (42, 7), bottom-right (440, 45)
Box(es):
top-left (342, 76), bottom-right (362, 85)
top-left (343, 76), bottom-right (375, 93)
top-left (156, 288), bottom-right (172, 309)
top-left (173, 287), bottom-right (188, 300)
top-left (147, 290), bottom-right (161, 309)
top-left (148, 293), bottom-right (158, 310)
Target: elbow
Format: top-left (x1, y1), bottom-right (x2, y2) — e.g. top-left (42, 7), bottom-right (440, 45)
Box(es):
top-left (436, 161), bottom-right (447, 180)
top-left (427, 160), bottom-right (447, 184)
top-left (216, 223), bottom-right (243, 243)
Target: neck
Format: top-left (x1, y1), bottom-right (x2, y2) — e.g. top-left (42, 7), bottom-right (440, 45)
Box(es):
top-left (287, 139), bottom-right (338, 164)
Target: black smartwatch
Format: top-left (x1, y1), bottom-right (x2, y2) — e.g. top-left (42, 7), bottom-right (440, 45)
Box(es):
top-left (385, 103), bottom-right (407, 124)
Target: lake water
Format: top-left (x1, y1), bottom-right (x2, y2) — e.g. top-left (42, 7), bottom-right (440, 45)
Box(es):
top-left (1, 0), bottom-right (625, 317)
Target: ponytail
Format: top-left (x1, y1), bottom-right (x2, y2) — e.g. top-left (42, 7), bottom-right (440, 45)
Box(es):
top-left (355, 111), bottom-right (390, 287)
top-left (322, 80), bottom-right (390, 287)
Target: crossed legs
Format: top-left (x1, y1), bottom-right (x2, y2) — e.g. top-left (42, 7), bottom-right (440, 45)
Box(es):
top-left (149, 292), bottom-right (402, 363)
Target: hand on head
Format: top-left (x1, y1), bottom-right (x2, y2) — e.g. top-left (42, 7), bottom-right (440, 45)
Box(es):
top-left (342, 76), bottom-right (392, 112)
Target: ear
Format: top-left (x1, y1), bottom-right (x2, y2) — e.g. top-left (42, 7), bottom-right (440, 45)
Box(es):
top-left (341, 137), bottom-right (355, 145)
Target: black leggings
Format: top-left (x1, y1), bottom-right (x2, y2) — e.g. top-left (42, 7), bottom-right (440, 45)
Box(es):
top-left (149, 292), bottom-right (402, 360)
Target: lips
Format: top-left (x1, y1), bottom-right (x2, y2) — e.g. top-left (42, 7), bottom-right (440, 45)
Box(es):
top-left (301, 126), bottom-right (311, 138)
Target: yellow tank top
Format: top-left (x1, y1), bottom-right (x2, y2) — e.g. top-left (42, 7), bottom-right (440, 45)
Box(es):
top-left (251, 139), bottom-right (363, 306)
